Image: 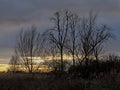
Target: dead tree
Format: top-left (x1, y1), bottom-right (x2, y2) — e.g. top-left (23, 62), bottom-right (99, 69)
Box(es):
top-left (79, 13), bottom-right (96, 64)
top-left (48, 10), bottom-right (71, 72)
top-left (79, 12), bottom-right (112, 65)
top-left (15, 26), bottom-right (43, 73)
top-left (66, 13), bottom-right (80, 66)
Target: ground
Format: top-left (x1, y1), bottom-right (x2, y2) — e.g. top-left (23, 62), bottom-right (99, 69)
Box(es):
top-left (0, 72), bottom-right (120, 90)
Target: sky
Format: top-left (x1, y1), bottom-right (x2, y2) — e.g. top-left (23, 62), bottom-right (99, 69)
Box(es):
top-left (0, 0), bottom-right (120, 64)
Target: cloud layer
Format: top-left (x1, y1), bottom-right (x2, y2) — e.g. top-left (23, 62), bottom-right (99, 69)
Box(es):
top-left (0, 0), bottom-right (120, 63)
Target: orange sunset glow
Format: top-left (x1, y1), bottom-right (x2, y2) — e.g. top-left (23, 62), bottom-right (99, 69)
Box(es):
top-left (0, 55), bottom-right (75, 72)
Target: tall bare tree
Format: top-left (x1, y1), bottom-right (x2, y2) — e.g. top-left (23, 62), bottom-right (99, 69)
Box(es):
top-left (79, 12), bottom-right (112, 64)
top-left (15, 26), bottom-right (43, 73)
top-left (48, 10), bottom-right (71, 72)
top-left (66, 13), bottom-right (80, 66)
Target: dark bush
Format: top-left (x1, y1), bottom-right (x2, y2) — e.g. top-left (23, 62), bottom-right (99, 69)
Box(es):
top-left (68, 59), bottom-right (120, 79)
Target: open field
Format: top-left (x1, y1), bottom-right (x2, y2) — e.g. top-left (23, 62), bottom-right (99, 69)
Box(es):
top-left (0, 72), bottom-right (120, 90)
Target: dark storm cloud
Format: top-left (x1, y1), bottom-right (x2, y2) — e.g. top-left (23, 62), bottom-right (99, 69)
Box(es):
top-left (0, 0), bottom-right (120, 63)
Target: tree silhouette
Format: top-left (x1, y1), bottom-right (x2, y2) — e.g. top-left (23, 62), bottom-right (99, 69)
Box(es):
top-left (9, 54), bottom-right (19, 73)
top-left (66, 12), bottom-right (80, 66)
top-left (79, 12), bottom-right (112, 64)
top-left (15, 26), bottom-right (43, 73)
top-left (47, 10), bottom-right (72, 72)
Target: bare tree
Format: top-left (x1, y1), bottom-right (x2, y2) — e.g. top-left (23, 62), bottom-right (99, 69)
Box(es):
top-left (79, 13), bottom-right (96, 64)
top-left (15, 26), bottom-right (43, 73)
top-left (9, 54), bottom-right (19, 73)
top-left (79, 12), bottom-right (112, 65)
top-left (66, 13), bottom-right (80, 66)
top-left (48, 10), bottom-right (72, 72)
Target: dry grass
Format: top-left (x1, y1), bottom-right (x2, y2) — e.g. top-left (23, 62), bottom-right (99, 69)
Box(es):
top-left (0, 72), bottom-right (120, 90)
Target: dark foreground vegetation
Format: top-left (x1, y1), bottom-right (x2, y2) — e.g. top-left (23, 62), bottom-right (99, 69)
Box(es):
top-left (0, 72), bottom-right (120, 90)
top-left (4, 54), bottom-right (120, 90)
top-left (2, 54), bottom-right (120, 90)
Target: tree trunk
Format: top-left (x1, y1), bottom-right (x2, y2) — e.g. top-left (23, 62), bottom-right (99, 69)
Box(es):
top-left (60, 47), bottom-right (64, 72)
top-left (72, 52), bottom-right (75, 66)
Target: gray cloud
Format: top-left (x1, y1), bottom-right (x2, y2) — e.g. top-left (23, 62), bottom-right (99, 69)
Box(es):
top-left (0, 0), bottom-right (120, 63)
top-left (0, 0), bottom-right (119, 23)
top-left (0, 48), bottom-right (13, 64)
